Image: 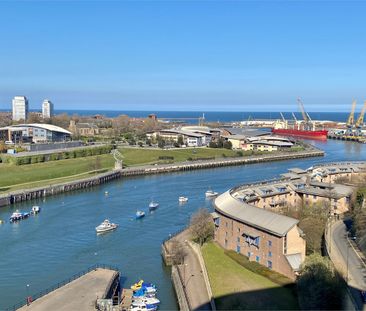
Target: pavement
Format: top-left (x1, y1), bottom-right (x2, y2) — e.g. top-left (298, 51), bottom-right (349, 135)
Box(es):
top-left (328, 220), bottom-right (366, 310)
top-left (17, 268), bottom-right (117, 311)
top-left (173, 230), bottom-right (211, 310)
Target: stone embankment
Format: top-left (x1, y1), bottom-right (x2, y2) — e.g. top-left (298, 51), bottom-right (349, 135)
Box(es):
top-left (0, 148), bottom-right (323, 208)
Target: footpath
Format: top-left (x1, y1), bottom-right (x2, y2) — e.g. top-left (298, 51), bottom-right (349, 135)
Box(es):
top-left (163, 229), bottom-right (213, 311)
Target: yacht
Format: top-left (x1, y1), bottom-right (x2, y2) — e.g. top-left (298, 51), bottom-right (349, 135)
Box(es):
top-left (205, 189), bottom-right (218, 198)
top-left (178, 196), bottom-right (188, 203)
top-left (149, 200), bottom-right (159, 211)
top-left (136, 211), bottom-right (145, 219)
top-left (95, 219), bottom-right (118, 233)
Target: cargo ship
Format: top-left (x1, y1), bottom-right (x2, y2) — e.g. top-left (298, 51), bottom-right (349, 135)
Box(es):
top-left (271, 127), bottom-right (328, 140)
top-left (271, 100), bottom-right (328, 140)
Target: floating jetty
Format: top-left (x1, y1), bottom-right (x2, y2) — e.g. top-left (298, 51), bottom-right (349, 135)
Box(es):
top-left (0, 148), bottom-right (323, 208)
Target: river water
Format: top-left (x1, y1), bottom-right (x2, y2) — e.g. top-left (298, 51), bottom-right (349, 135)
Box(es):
top-left (0, 139), bottom-right (365, 310)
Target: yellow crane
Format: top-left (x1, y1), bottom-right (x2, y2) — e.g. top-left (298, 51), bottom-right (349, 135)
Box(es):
top-left (347, 100), bottom-right (357, 128)
top-left (355, 101), bottom-right (366, 128)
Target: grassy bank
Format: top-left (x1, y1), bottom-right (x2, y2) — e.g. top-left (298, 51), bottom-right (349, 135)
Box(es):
top-left (202, 242), bottom-right (299, 310)
top-left (120, 147), bottom-right (254, 166)
top-left (0, 154), bottom-right (115, 192)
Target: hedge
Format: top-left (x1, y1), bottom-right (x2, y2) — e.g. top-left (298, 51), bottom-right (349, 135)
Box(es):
top-left (4, 145), bottom-right (113, 166)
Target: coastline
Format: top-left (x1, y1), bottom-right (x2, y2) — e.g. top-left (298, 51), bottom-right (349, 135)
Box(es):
top-left (0, 147), bottom-right (324, 208)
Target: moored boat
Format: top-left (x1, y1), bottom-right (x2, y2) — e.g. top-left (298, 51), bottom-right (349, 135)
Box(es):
top-left (148, 200), bottom-right (159, 211)
top-left (9, 210), bottom-right (29, 222)
top-left (95, 219), bottom-right (118, 233)
top-left (178, 196), bottom-right (188, 203)
top-left (205, 189), bottom-right (218, 198)
top-left (136, 211), bottom-right (145, 219)
top-left (30, 206), bottom-right (41, 215)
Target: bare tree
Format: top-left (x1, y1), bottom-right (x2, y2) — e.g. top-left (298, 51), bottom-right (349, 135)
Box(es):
top-left (170, 240), bottom-right (187, 265)
top-left (190, 208), bottom-right (214, 246)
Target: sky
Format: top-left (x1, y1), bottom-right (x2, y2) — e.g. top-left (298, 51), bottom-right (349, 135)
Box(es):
top-left (0, 0), bottom-right (365, 112)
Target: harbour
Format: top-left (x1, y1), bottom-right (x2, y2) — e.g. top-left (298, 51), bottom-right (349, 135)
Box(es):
top-left (0, 138), bottom-right (365, 310)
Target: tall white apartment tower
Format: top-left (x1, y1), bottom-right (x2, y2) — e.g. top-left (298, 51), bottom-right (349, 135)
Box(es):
top-left (42, 99), bottom-right (54, 118)
top-left (12, 96), bottom-right (29, 121)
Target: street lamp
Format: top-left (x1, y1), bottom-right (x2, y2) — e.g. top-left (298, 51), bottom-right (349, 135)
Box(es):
top-left (26, 284), bottom-right (30, 305)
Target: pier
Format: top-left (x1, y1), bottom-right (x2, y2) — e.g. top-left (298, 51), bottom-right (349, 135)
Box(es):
top-left (0, 148), bottom-right (324, 208)
top-left (11, 265), bottom-right (120, 311)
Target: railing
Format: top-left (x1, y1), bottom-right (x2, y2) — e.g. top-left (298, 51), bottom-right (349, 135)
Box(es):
top-left (6, 263), bottom-right (119, 311)
top-left (162, 226), bottom-right (188, 244)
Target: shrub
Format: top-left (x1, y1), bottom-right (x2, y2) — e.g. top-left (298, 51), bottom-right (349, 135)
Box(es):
top-left (236, 151), bottom-right (243, 157)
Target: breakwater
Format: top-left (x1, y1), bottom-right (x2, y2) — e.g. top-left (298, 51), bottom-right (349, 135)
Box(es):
top-left (0, 148), bottom-right (324, 208)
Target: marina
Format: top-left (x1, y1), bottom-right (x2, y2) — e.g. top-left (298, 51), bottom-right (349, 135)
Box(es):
top-left (0, 139), bottom-right (365, 310)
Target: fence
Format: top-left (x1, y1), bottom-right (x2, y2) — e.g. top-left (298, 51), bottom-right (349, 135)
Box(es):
top-left (6, 263), bottom-right (119, 311)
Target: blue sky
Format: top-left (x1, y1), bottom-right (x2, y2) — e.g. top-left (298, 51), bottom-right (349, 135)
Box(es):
top-left (0, 1), bottom-right (365, 112)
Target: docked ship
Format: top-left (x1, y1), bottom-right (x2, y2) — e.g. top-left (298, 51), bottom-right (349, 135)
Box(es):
top-left (271, 100), bottom-right (328, 140)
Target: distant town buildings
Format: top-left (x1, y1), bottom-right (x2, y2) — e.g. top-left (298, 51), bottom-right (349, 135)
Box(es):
top-left (69, 120), bottom-right (100, 136)
top-left (12, 96), bottom-right (29, 121)
top-left (42, 99), bottom-right (54, 118)
top-left (0, 124), bottom-right (71, 143)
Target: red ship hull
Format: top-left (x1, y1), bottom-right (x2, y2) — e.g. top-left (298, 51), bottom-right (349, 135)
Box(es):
top-left (271, 128), bottom-right (328, 140)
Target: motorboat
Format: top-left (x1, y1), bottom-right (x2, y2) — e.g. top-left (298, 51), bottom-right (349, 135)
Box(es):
top-left (148, 200), bottom-right (159, 211)
top-left (132, 297), bottom-right (160, 307)
top-left (205, 189), bottom-right (218, 198)
top-left (178, 196), bottom-right (188, 203)
top-left (95, 219), bottom-right (118, 233)
top-left (136, 211), bottom-right (145, 219)
top-left (9, 210), bottom-right (29, 222)
top-left (131, 280), bottom-right (144, 291)
top-left (30, 206), bottom-right (41, 215)
top-left (130, 300), bottom-right (157, 311)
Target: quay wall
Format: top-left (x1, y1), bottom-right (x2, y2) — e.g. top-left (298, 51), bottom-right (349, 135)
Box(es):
top-left (171, 266), bottom-right (190, 311)
top-left (0, 149), bottom-right (323, 208)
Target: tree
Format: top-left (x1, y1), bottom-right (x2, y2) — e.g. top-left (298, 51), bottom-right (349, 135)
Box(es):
top-left (190, 208), bottom-right (214, 245)
top-left (90, 156), bottom-right (102, 172)
top-left (170, 240), bottom-right (187, 265)
top-left (297, 253), bottom-right (344, 310)
top-left (223, 140), bottom-right (232, 149)
top-left (177, 135), bottom-right (184, 146)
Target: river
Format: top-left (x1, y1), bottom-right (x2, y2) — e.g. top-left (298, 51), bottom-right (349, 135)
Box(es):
top-left (0, 139), bottom-right (365, 310)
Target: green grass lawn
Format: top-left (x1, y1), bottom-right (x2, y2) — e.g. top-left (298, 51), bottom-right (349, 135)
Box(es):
top-left (202, 242), bottom-right (299, 310)
top-left (119, 147), bottom-right (240, 166)
top-left (0, 154), bottom-right (115, 191)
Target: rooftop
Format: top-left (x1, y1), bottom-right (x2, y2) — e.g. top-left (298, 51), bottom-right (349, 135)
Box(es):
top-left (12, 124), bottom-right (71, 135)
top-left (214, 191), bottom-right (299, 237)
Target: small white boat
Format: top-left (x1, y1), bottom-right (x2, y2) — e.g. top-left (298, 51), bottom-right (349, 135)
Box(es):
top-left (130, 300), bottom-right (157, 311)
top-left (95, 219), bottom-right (118, 233)
top-left (136, 211), bottom-right (145, 219)
top-left (9, 210), bottom-right (30, 222)
top-left (149, 200), bottom-right (159, 211)
top-left (205, 189), bottom-right (218, 198)
top-left (178, 196), bottom-right (188, 203)
top-left (30, 206), bottom-right (41, 215)
top-left (104, 191), bottom-right (109, 196)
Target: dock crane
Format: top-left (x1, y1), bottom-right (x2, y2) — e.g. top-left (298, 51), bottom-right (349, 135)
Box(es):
top-left (346, 100), bottom-right (357, 135)
top-left (355, 101), bottom-right (366, 136)
top-left (297, 98), bottom-right (313, 130)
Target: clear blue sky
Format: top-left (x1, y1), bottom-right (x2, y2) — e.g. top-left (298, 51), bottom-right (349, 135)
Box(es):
top-left (0, 1), bottom-right (365, 112)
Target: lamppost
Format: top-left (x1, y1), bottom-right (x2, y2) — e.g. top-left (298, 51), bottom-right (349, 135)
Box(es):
top-left (26, 284), bottom-right (30, 305)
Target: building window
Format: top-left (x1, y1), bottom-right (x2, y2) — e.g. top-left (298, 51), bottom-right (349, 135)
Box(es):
top-left (224, 239), bottom-right (228, 248)
top-left (268, 251), bottom-right (272, 257)
top-left (256, 256), bottom-right (260, 262)
top-left (267, 261), bottom-right (272, 269)
top-left (225, 222), bottom-right (228, 228)
top-left (268, 240), bottom-right (272, 247)
top-left (237, 237), bottom-right (240, 243)
top-left (238, 228), bottom-right (240, 233)
top-left (247, 252), bottom-right (251, 258)
top-left (284, 236), bottom-right (287, 254)
top-left (237, 245), bottom-right (241, 253)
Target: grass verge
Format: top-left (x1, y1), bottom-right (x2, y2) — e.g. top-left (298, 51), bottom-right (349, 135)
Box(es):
top-left (202, 242), bottom-right (299, 310)
top-left (0, 154), bottom-right (115, 192)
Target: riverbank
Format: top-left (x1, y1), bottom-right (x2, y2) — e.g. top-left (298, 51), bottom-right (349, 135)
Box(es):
top-left (0, 147), bottom-right (323, 208)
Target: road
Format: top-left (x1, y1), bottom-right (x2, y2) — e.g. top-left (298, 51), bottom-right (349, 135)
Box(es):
top-left (330, 220), bottom-right (366, 310)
